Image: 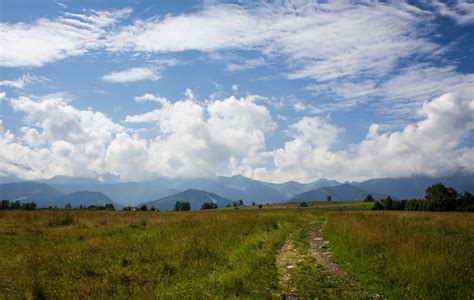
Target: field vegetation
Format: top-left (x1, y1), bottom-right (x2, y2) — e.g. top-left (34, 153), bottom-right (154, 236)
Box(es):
top-left (0, 203), bottom-right (472, 299)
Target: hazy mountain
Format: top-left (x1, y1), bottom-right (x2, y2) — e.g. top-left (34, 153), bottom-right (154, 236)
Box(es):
top-left (354, 173), bottom-right (474, 199)
top-left (0, 182), bottom-right (62, 207)
top-left (0, 174), bottom-right (24, 184)
top-left (289, 183), bottom-right (384, 202)
top-left (3, 173), bottom-right (472, 207)
top-left (49, 175), bottom-right (288, 206)
top-left (140, 189), bottom-right (232, 211)
top-left (44, 176), bottom-right (101, 185)
top-left (267, 178), bottom-right (341, 199)
top-left (49, 179), bottom-right (180, 206)
top-left (53, 191), bottom-right (123, 209)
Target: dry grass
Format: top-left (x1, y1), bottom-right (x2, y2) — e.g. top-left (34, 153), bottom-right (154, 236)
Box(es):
top-left (323, 211), bottom-right (474, 299)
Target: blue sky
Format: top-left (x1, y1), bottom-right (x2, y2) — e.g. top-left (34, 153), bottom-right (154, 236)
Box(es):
top-left (0, 0), bottom-right (473, 183)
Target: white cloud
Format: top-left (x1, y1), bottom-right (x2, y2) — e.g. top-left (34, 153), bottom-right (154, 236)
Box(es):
top-left (251, 93), bottom-right (474, 182)
top-left (0, 74), bottom-right (40, 89)
top-left (101, 67), bottom-right (161, 83)
top-left (0, 92), bottom-right (5, 100)
top-left (1, 95), bottom-right (124, 179)
top-left (0, 8), bottom-right (131, 67)
top-left (433, 0), bottom-right (474, 25)
top-left (134, 93), bottom-right (168, 104)
top-left (231, 84), bottom-right (239, 93)
top-left (1, 92), bottom-right (473, 182)
top-left (107, 2), bottom-right (436, 83)
top-left (293, 102), bottom-right (306, 112)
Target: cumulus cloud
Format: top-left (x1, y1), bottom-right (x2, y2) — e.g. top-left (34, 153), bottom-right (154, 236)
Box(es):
top-left (1, 92), bottom-right (275, 180)
top-left (1, 92), bottom-right (472, 182)
top-left (0, 8), bottom-right (131, 67)
top-left (101, 67), bottom-right (161, 83)
top-left (250, 93), bottom-right (474, 182)
top-left (1, 95), bottom-right (124, 179)
top-left (0, 92), bottom-right (5, 100)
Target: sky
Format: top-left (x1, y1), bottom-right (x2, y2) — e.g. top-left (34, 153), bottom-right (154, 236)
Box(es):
top-left (0, 0), bottom-right (473, 183)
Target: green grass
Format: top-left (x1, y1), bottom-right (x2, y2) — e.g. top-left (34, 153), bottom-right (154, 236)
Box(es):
top-left (323, 211), bottom-right (474, 299)
top-left (0, 209), bottom-right (309, 298)
top-left (0, 207), bottom-right (472, 299)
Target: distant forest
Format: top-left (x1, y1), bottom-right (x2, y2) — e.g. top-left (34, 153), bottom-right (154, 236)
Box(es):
top-left (369, 183), bottom-right (474, 212)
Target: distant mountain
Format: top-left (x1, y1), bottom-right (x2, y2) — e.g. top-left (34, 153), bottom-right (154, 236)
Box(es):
top-left (140, 189), bottom-right (232, 211)
top-left (49, 175), bottom-right (289, 206)
top-left (49, 180), bottom-right (180, 206)
top-left (267, 178), bottom-right (341, 199)
top-left (0, 182), bottom-right (62, 207)
top-left (289, 183), bottom-right (385, 202)
top-left (44, 176), bottom-right (101, 185)
top-left (53, 191), bottom-right (123, 209)
top-left (0, 174), bottom-right (24, 184)
top-left (3, 173), bottom-right (472, 207)
top-left (354, 173), bottom-right (474, 199)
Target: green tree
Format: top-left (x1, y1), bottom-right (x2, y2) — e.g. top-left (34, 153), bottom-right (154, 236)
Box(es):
top-left (201, 202), bottom-right (218, 210)
top-left (175, 201), bottom-right (191, 211)
top-left (424, 183), bottom-right (459, 211)
top-left (300, 201), bottom-right (308, 207)
top-left (372, 200), bottom-right (384, 210)
top-left (383, 196), bottom-right (394, 210)
top-left (326, 195), bottom-right (332, 202)
top-left (364, 194), bottom-right (374, 202)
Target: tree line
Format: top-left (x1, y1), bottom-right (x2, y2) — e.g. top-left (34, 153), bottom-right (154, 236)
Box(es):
top-left (371, 183), bottom-right (474, 212)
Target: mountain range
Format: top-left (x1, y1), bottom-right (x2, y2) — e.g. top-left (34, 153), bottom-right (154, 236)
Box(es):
top-left (140, 189), bottom-right (232, 211)
top-left (0, 182), bottom-right (122, 208)
top-left (0, 173), bottom-right (472, 209)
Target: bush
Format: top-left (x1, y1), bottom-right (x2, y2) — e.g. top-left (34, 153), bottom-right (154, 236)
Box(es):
top-left (300, 202), bottom-right (308, 207)
top-left (201, 202), bottom-right (218, 210)
top-left (175, 201), bottom-right (191, 211)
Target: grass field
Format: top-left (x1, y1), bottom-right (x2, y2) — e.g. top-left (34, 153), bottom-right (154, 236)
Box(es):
top-left (0, 204), bottom-right (472, 299)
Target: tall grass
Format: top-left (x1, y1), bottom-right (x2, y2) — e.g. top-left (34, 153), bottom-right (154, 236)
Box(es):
top-left (0, 209), bottom-right (309, 298)
top-left (323, 211), bottom-right (474, 299)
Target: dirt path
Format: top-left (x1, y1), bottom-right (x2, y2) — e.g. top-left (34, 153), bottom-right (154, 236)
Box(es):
top-left (308, 228), bottom-right (354, 282)
top-left (275, 220), bottom-right (379, 299)
top-left (275, 239), bottom-right (299, 299)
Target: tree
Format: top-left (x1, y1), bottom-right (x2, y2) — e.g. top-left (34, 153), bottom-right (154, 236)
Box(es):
top-left (140, 205), bottom-right (148, 211)
top-left (238, 199), bottom-right (244, 206)
top-left (383, 196), bottom-right (394, 210)
top-left (326, 195), bottom-right (332, 202)
top-left (372, 200), bottom-right (384, 210)
top-left (175, 201), bottom-right (191, 211)
top-left (201, 202), bottom-right (218, 210)
top-left (364, 194), bottom-right (374, 202)
top-left (300, 202), bottom-right (308, 207)
top-left (459, 192), bottom-right (474, 212)
top-left (424, 183), bottom-right (458, 212)
top-left (64, 203), bottom-right (72, 210)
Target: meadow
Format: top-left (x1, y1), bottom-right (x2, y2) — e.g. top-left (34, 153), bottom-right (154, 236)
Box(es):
top-left (0, 204), bottom-right (472, 299)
